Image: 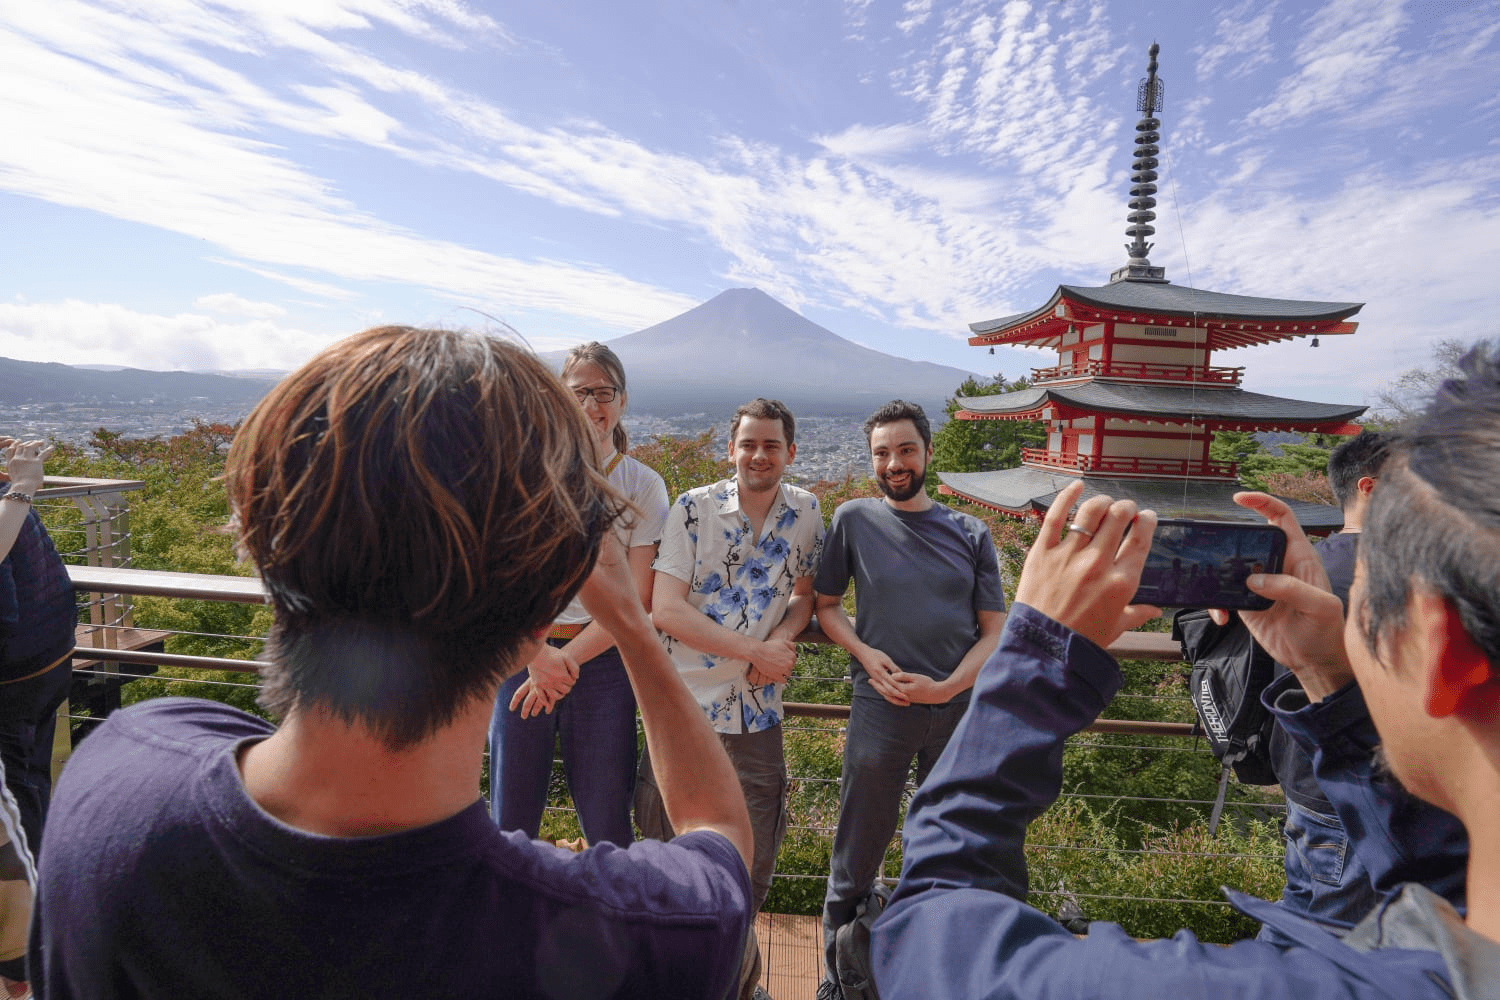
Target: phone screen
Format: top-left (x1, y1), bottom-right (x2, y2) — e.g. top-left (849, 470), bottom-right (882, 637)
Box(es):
top-left (1131, 519), bottom-right (1288, 610)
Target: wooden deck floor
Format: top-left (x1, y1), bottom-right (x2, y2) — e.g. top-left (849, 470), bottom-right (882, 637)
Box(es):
top-left (757, 911), bottom-right (823, 999)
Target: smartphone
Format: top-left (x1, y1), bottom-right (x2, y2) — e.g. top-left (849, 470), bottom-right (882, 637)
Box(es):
top-left (1131, 519), bottom-right (1287, 610)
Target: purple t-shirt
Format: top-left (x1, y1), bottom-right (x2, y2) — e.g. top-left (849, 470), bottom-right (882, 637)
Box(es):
top-left (32, 698), bottom-right (750, 999)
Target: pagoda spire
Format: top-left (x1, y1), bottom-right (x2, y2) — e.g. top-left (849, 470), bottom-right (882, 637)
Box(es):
top-left (1111, 42), bottom-right (1169, 284)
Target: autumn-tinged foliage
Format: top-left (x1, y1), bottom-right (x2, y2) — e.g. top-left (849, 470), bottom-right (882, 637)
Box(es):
top-left (628, 430), bottom-right (730, 501)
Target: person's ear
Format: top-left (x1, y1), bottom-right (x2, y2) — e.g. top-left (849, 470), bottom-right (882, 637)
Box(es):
top-left (1357, 476), bottom-right (1377, 498)
top-left (786, 441), bottom-right (796, 464)
top-left (1422, 596), bottom-right (1496, 718)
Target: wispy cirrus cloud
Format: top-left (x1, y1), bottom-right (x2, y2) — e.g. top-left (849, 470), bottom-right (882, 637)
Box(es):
top-left (1195, 0), bottom-right (1279, 82)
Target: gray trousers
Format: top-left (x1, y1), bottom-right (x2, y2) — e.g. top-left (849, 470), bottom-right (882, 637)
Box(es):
top-left (635, 724), bottom-right (787, 1000)
top-left (821, 695), bottom-right (967, 980)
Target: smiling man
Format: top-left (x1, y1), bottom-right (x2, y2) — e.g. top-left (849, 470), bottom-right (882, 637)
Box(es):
top-left (811, 399), bottom-right (1005, 1000)
top-left (640, 397), bottom-right (824, 1000)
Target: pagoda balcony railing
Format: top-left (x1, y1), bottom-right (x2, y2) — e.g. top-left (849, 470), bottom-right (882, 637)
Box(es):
top-left (1031, 360), bottom-right (1244, 386)
top-left (1021, 448), bottom-right (1239, 479)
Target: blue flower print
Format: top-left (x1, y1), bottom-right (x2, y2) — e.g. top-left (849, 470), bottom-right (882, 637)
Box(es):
top-left (701, 654), bottom-right (718, 669)
top-left (696, 571), bottom-right (724, 595)
top-left (758, 535), bottom-right (790, 563)
top-left (741, 695), bottom-right (781, 732)
top-left (703, 605), bottom-right (726, 625)
top-left (776, 505), bottom-right (799, 531)
top-left (751, 585), bottom-right (778, 611)
top-left (718, 585), bottom-right (749, 612)
top-left (740, 556), bottom-right (771, 587)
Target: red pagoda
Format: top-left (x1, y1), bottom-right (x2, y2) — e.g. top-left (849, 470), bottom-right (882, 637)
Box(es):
top-left (938, 44), bottom-right (1365, 531)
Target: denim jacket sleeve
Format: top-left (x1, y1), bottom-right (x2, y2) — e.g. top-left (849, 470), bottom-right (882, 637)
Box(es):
top-left (1264, 673), bottom-right (1468, 908)
top-left (871, 604), bottom-right (1454, 1000)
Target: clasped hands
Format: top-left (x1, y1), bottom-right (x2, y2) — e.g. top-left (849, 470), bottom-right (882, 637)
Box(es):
top-left (509, 643), bottom-right (580, 719)
top-left (746, 636), bottom-right (797, 687)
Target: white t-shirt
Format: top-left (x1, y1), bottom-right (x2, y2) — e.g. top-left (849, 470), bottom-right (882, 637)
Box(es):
top-left (554, 452), bottom-right (670, 625)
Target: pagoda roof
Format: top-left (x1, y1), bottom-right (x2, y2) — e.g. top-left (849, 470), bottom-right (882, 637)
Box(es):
top-left (938, 468), bottom-right (1346, 530)
top-left (968, 282), bottom-right (1363, 351)
top-left (957, 382), bottom-right (1366, 431)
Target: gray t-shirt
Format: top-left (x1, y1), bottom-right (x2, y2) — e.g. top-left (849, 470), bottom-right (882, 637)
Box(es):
top-left (813, 499), bottom-right (1005, 701)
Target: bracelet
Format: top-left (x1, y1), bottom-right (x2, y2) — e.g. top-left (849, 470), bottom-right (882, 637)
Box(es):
top-left (2, 492), bottom-right (32, 505)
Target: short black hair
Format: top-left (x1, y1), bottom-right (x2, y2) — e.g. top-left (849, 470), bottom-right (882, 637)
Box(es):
top-left (1359, 342), bottom-right (1500, 670)
top-left (1328, 431), bottom-right (1390, 509)
top-left (863, 400), bottom-right (931, 449)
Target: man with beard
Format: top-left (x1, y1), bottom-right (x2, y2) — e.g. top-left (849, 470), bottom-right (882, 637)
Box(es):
top-left (811, 400), bottom-right (1005, 1000)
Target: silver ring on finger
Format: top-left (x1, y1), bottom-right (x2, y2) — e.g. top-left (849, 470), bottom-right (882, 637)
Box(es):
top-left (1067, 522), bottom-right (1096, 539)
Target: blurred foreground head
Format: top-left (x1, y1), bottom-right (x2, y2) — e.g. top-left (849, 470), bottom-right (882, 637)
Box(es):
top-left (226, 326), bottom-right (619, 748)
top-left (1359, 341), bottom-right (1500, 666)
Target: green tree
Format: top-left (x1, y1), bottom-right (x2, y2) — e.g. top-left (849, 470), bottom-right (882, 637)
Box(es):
top-left (931, 374), bottom-right (1045, 476)
top-left (1210, 430), bottom-right (1347, 492)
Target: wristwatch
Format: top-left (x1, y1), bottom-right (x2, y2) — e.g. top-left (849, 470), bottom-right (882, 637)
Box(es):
top-left (2, 492), bottom-right (32, 505)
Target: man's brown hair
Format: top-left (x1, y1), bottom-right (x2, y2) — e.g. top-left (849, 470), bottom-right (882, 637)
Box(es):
top-left (226, 326), bottom-right (619, 748)
top-left (730, 398), bottom-right (796, 445)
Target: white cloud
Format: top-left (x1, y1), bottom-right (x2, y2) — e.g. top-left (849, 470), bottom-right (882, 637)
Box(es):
top-left (0, 1), bottom-right (699, 336)
top-left (1195, 0), bottom-right (1278, 82)
top-left (815, 123), bottom-right (929, 158)
top-left (0, 300), bottom-right (332, 370)
top-left (208, 260), bottom-right (360, 300)
top-left (194, 293), bottom-right (288, 318)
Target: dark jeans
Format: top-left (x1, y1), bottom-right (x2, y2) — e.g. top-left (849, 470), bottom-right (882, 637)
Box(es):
top-left (636, 724), bottom-right (787, 1000)
top-left (822, 695), bottom-right (967, 980)
top-left (1257, 799), bottom-right (1378, 946)
top-left (0, 654), bottom-right (72, 857)
top-left (487, 643), bottom-right (638, 848)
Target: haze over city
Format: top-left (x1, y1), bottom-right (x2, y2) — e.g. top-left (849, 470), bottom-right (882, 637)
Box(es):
top-left (2, 0), bottom-right (1497, 406)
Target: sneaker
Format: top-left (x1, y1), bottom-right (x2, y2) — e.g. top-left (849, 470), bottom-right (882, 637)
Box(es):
top-left (752, 988), bottom-right (774, 1000)
top-left (814, 980), bottom-right (842, 1000)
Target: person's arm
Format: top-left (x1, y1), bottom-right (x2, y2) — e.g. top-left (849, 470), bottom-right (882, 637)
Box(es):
top-left (813, 590), bottom-right (912, 706)
top-left (0, 440), bottom-right (50, 562)
top-left (651, 572), bottom-right (796, 677)
top-left (579, 534), bottom-right (752, 867)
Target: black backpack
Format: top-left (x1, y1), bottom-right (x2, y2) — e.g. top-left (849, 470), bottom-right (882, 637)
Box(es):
top-left (1172, 609), bottom-right (1280, 813)
top-left (835, 883), bottom-right (891, 1000)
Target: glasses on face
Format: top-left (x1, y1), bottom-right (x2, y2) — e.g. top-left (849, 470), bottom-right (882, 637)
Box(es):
top-left (572, 385), bottom-right (619, 404)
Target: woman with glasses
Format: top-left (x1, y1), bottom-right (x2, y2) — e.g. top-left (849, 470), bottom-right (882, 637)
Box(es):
top-left (488, 342), bottom-right (669, 847)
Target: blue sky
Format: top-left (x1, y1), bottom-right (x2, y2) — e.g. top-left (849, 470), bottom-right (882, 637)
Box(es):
top-left (1, 0), bottom-right (1497, 407)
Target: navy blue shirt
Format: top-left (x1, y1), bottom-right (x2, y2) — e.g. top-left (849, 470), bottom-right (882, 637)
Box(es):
top-left (873, 605), bottom-right (1479, 999)
top-left (33, 698), bottom-right (750, 999)
top-left (0, 484), bottom-right (75, 681)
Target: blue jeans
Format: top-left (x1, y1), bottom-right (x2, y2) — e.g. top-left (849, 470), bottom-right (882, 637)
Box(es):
top-left (1257, 799), bottom-right (1378, 945)
top-left (822, 695), bottom-right (967, 979)
top-left (487, 643), bottom-right (638, 848)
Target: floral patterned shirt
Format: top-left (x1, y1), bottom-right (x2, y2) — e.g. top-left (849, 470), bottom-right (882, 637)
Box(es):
top-left (653, 478), bottom-right (824, 734)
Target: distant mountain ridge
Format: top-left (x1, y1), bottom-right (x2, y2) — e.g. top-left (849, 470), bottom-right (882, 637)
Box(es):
top-left (0, 357), bottom-right (278, 405)
top-left (3, 289), bottom-right (978, 418)
top-left (540, 288), bottom-right (978, 416)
